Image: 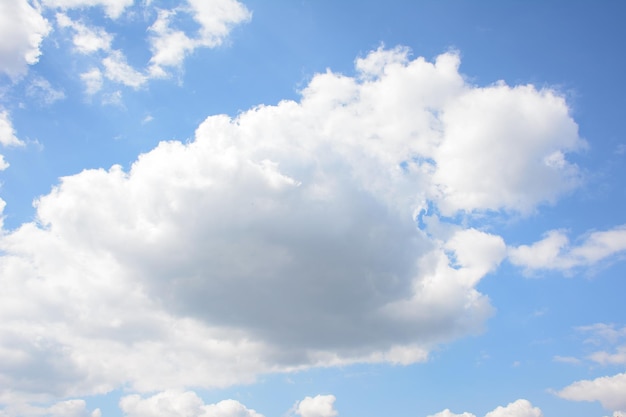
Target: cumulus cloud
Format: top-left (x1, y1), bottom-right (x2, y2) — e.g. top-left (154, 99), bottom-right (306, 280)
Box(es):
top-left (0, 0), bottom-right (50, 79)
top-left (0, 47), bottom-right (588, 404)
top-left (428, 399), bottom-right (542, 417)
top-left (293, 395), bottom-right (337, 417)
top-left (42, 0), bottom-right (133, 19)
top-left (120, 391), bottom-right (263, 417)
top-left (509, 226), bottom-right (626, 271)
top-left (556, 372), bottom-right (626, 412)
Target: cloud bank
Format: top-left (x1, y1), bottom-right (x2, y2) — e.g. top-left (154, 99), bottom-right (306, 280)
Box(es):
top-left (0, 47), bottom-right (587, 405)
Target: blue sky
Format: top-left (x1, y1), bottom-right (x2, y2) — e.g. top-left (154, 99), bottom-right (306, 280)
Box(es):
top-left (1, 1), bottom-right (626, 417)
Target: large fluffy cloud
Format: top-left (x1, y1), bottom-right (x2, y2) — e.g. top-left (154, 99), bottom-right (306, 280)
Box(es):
top-left (0, 47), bottom-right (585, 404)
top-left (0, 0), bottom-right (50, 80)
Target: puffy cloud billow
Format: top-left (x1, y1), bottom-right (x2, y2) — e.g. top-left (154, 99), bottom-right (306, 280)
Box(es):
top-left (0, 47), bottom-right (586, 403)
top-left (428, 399), bottom-right (543, 417)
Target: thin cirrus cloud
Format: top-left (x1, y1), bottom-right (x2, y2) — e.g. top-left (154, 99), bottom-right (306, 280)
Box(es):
top-left (1, 0), bottom-right (251, 93)
top-left (0, 46), bottom-right (588, 402)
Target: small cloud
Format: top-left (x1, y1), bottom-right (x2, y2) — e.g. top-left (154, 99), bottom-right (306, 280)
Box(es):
top-left (81, 68), bottom-right (104, 95)
top-left (142, 114), bottom-right (154, 124)
top-left (553, 355), bottom-right (582, 365)
top-left (0, 154), bottom-right (9, 170)
top-left (102, 90), bottom-right (123, 106)
top-left (0, 110), bottom-right (25, 147)
top-left (26, 76), bottom-right (66, 105)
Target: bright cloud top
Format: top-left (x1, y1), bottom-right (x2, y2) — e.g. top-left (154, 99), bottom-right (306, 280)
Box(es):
top-left (428, 399), bottom-right (542, 417)
top-left (119, 391), bottom-right (263, 417)
top-left (0, 0), bottom-right (50, 80)
top-left (557, 372), bottom-right (626, 414)
top-left (0, 47), bottom-right (587, 404)
top-left (293, 395), bottom-right (338, 417)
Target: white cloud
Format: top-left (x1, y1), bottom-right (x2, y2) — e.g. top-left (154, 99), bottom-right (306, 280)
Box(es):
top-left (509, 226), bottom-right (626, 271)
top-left (188, 0), bottom-right (251, 45)
top-left (147, 8), bottom-right (196, 78)
top-left (0, 155), bottom-right (8, 171)
top-left (42, 0), bottom-right (132, 19)
top-left (0, 48), bottom-right (589, 403)
top-left (428, 399), bottom-right (541, 417)
top-left (119, 391), bottom-right (263, 417)
top-left (557, 372), bottom-right (626, 412)
top-left (484, 400), bottom-right (542, 417)
top-left (0, 399), bottom-right (100, 417)
top-left (102, 50), bottom-right (148, 88)
top-left (553, 355), bottom-right (581, 365)
top-left (147, 0), bottom-right (251, 77)
top-left (0, 110), bottom-right (25, 147)
top-left (427, 410), bottom-right (476, 417)
top-left (590, 346), bottom-right (626, 365)
top-left (431, 83), bottom-right (584, 216)
top-left (0, 0), bottom-right (50, 79)
top-left (576, 324), bottom-right (626, 366)
top-left (80, 68), bottom-right (104, 95)
top-left (293, 395), bottom-right (337, 417)
top-left (55, 13), bottom-right (113, 54)
top-left (26, 77), bottom-right (66, 105)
